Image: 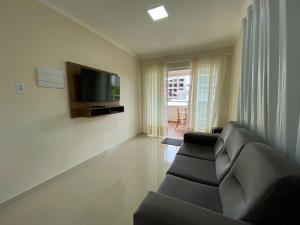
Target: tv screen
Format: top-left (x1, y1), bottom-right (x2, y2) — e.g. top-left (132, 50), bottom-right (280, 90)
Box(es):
top-left (80, 68), bottom-right (120, 102)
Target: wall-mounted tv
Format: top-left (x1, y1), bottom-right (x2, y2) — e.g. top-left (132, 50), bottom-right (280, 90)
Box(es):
top-left (80, 68), bottom-right (120, 102)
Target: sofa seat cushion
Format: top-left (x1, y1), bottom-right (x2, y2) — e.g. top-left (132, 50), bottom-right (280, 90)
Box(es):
top-left (158, 174), bottom-right (222, 213)
top-left (177, 143), bottom-right (215, 161)
top-left (167, 155), bottom-right (218, 186)
top-left (215, 128), bottom-right (262, 183)
top-left (219, 142), bottom-right (300, 225)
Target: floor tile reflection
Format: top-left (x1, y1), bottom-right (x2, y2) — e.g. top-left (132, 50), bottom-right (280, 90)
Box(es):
top-left (0, 135), bottom-right (179, 225)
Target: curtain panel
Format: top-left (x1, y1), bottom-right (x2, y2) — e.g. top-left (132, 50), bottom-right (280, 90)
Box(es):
top-left (239, 0), bottom-right (280, 145)
top-left (188, 55), bottom-right (231, 132)
top-left (238, 0), bottom-right (300, 164)
top-left (141, 64), bottom-right (167, 137)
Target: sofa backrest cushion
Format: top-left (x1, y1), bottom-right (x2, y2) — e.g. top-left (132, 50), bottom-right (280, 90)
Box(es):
top-left (215, 128), bottom-right (261, 183)
top-left (219, 142), bottom-right (300, 225)
top-left (214, 121), bottom-right (243, 157)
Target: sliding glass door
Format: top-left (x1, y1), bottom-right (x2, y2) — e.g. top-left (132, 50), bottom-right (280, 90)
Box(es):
top-left (166, 68), bottom-right (191, 139)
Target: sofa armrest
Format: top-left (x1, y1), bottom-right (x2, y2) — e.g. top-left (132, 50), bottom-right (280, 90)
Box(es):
top-left (212, 127), bottom-right (223, 134)
top-left (134, 192), bottom-right (252, 225)
top-left (184, 132), bottom-right (219, 145)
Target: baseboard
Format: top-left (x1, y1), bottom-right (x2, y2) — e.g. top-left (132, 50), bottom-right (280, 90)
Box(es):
top-left (0, 132), bottom-right (141, 208)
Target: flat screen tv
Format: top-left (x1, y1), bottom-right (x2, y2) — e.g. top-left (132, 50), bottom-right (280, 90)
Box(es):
top-left (80, 68), bottom-right (120, 102)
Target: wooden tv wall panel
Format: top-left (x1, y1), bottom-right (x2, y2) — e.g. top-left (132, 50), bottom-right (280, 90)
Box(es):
top-left (66, 62), bottom-right (124, 118)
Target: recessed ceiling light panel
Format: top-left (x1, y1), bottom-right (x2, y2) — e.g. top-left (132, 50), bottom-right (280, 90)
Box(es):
top-left (147, 5), bottom-right (168, 21)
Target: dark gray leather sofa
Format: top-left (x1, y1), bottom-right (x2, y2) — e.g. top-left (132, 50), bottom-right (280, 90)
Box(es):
top-left (168, 126), bottom-right (262, 186)
top-left (176, 121), bottom-right (243, 161)
top-left (134, 122), bottom-right (300, 225)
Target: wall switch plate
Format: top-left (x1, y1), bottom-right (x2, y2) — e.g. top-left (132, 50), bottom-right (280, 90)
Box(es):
top-left (15, 82), bottom-right (25, 94)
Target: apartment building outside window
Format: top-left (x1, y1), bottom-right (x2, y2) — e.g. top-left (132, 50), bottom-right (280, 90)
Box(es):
top-left (167, 75), bottom-right (191, 103)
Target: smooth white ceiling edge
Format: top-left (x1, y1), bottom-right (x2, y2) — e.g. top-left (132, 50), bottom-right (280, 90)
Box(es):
top-left (37, 0), bottom-right (137, 57)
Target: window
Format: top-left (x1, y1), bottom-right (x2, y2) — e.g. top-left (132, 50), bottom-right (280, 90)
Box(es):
top-left (167, 75), bottom-right (191, 103)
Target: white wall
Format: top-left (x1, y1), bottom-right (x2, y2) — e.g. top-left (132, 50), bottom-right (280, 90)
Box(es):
top-left (0, 0), bottom-right (140, 203)
top-left (227, 0), bottom-right (252, 121)
top-left (227, 33), bottom-right (242, 121)
top-left (285, 0), bottom-right (300, 159)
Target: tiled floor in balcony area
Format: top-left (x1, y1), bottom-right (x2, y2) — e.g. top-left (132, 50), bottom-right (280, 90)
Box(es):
top-left (167, 122), bottom-right (187, 139)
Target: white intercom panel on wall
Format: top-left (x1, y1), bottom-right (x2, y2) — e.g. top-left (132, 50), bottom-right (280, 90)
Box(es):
top-left (36, 67), bottom-right (65, 89)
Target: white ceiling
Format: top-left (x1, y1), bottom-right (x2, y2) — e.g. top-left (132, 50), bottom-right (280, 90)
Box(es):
top-left (39, 0), bottom-right (248, 59)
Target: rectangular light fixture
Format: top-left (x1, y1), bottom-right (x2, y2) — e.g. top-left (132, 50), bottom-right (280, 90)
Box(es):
top-left (147, 5), bottom-right (168, 21)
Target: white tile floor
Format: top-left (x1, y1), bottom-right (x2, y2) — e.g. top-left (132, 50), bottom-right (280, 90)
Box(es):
top-left (0, 135), bottom-right (179, 225)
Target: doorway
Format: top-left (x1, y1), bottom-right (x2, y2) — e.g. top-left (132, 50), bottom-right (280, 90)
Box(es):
top-left (166, 69), bottom-right (191, 139)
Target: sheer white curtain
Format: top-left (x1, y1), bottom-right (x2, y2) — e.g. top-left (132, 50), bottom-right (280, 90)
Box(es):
top-left (239, 0), bottom-right (278, 142)
top-left (238, 0), bottom-right (300, 164)
top-left (141, 63), bottom-right (167, 137)
top-left (188, 55), bottom-right (231, 132)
